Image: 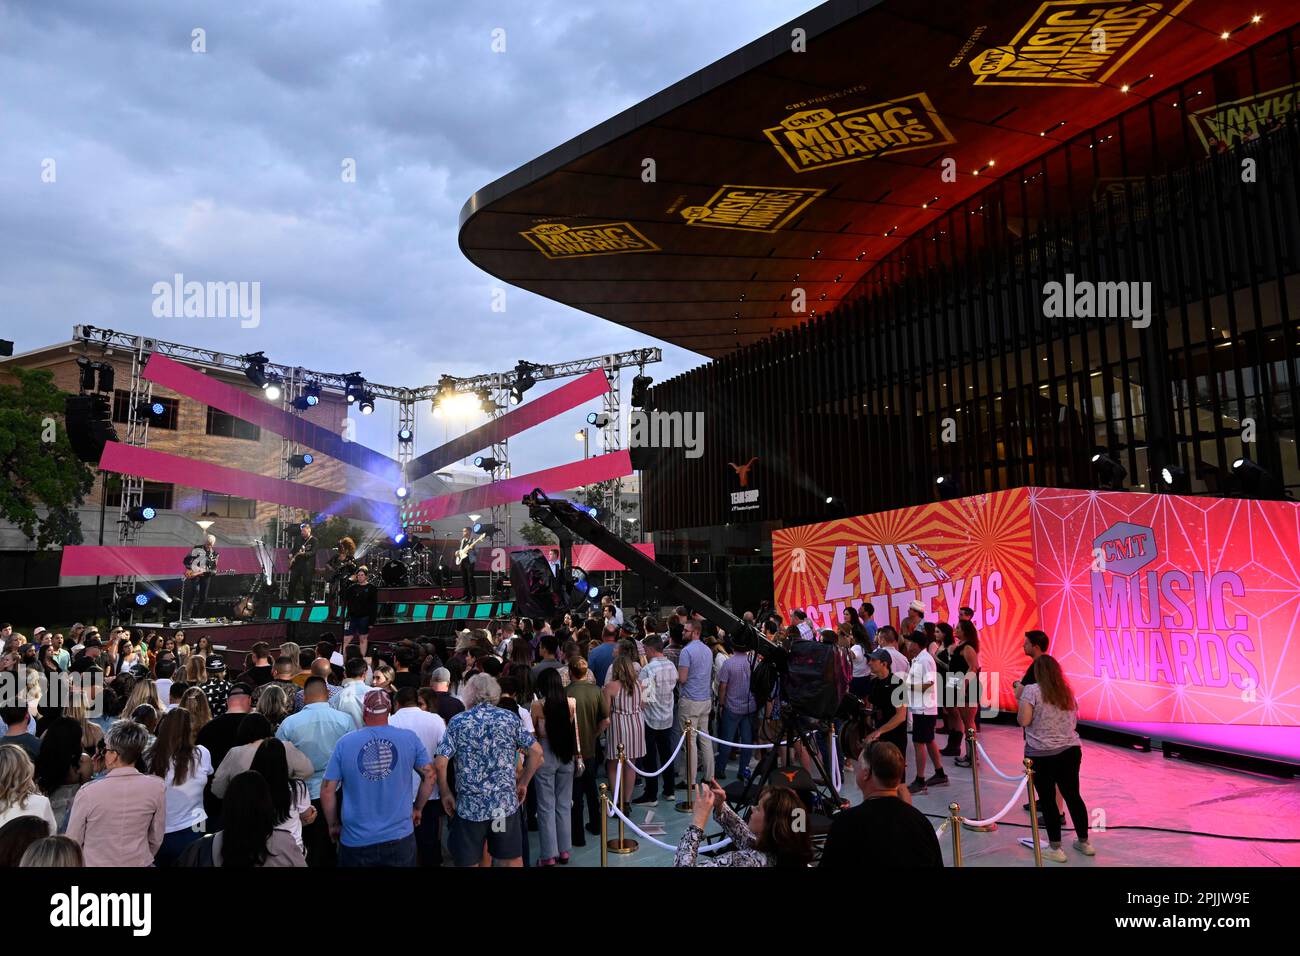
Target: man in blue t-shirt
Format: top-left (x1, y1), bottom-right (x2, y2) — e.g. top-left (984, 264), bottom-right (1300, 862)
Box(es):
top-left (588, 624), bottom-right (620, 686)
top-left (676, 619), bottom-right (715, 783)
top-left (321, 689), bottom-right (435, 867)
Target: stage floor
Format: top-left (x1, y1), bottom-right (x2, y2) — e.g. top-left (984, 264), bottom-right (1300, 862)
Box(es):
top-left (543, 724), bottom-right (1300, 868)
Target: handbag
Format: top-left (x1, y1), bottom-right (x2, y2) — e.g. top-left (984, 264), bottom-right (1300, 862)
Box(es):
top-left (572, 700), bottom-right (585, 777)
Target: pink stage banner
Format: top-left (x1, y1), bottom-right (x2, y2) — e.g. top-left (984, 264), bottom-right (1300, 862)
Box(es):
top-left (474, 542), bottom-right (656, 572)
top-left (99, 443), bottom-right (398, 526)
top-left (407, 370), bottom-right (611, 483)
top-left (405, 451), bottom-right (632, 523)
top-left (61, 546), bottom-right (298, 578)
top-left (144, 354), bottom-right (402, 484)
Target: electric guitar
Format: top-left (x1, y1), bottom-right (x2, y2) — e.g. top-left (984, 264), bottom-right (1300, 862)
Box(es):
top-left (234, 576), bottom-right (266, 620)
top-left (455, 533), bottom-right (486, 564)
top-left (184, 549), bottom-right (219, 579)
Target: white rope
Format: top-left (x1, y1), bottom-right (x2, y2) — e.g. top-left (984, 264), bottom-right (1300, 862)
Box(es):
top-left (976, 741), bottom-right (1026, 781)
top-left (696, 729), bottom-right (778, 749)
top-left (625, 730), bottom-right (688, 777)
top-left (959, 773), bottom-right (1030, 827)
top-left (830, 731), bottom-right (842, 792)
top-left (607, 801), bottom-right (734, 854)
top-left (608, 759), bottom-right (623, 814)
top-left (935, 818), bottom-right (950, 839)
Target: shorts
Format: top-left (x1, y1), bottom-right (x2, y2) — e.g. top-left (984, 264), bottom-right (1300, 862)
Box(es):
top-left (448, 810), bottom-right (523, 866)
top-left (347, 616), bottom-right (371, 637)
top-left (910, 713), bottom-right (937, 744)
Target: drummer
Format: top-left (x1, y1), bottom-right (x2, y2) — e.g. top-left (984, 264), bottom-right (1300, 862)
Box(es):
top-left (342, 565), bottom-right (379, 652)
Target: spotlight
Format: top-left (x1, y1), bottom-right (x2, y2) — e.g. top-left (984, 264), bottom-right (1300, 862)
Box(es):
top-left (288, 453), bottom-right (313, 469)
top-left (935, 474), bottom-right (963, 500)
top-left (344, 373), bottom-right (366, 405)
top-left (395, 486), bottom-right (409, 499)
top-left (509, 361), bottom-right (538, 405)
top-left (584, 506), bottom-right (599, 519)
top-left (291, 395), bottom-right (318, 411)
top-left (824, 496), bottom-right (847, 517)
top-left (471, 522), bottom-right (499, 537)
top-left (243, 353), bottom-right (269, 389)
top-left (1158, 465), bottom-right (1189, 493)
top-left (127, 505), bottom-right (156, 522)
top-left (1232, 456), bottom-right (1282, 499)
top-left (631, 374), bottom-right (653, 408)
top-left (136, 399), bottom-right (166, 421)
top-left (394, 532), bottom-right (407, 546)
top-left (397, 426), bottom-right (413, 442)
top-left (587, 412), bottom-right (610, 427)
top-left (476, 388), bottom-right (495, 414)
top-left (116, 591), bottom-right (151, 614)
top-left (588, 585), bottom-right (600, 600)
top-left (77, 357), bottom-right (98, 392)
top-left (303, 382), bottom-right (321, 403)
top-left (358, 393), bottom-right (375, 415)
top-left (1091, 452), bottom-right (1128, 491)
top-left (473, 456), bottom-right (502, 472)
top-left (262, 374), bottom-right (283, 402)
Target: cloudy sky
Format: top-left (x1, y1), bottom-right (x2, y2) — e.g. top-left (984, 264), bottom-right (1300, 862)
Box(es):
top-left (0, 0), bottom-right (812, 479)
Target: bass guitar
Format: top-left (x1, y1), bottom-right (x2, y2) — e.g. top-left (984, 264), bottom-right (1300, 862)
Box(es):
top-left (454, 532), bottom-right (487, 564)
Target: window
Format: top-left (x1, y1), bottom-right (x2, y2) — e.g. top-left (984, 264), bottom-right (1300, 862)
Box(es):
top-left (205, 406), bottom-right (260, 441)
top-left (111, 391), bottom-right (179, 430)
top-left (104, 479), bottom-right (174, 510)
top-left (201, 493), bottom-right (257, 519)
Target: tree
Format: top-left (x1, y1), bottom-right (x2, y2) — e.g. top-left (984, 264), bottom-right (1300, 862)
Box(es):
top-left (517, 520), bottom-right (556, 546)
top-left (0, 368), bottom-right (95, 548)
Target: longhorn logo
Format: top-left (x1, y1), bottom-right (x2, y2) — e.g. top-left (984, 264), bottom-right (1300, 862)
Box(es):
top-left (729, 456), bottom-right (758, 487)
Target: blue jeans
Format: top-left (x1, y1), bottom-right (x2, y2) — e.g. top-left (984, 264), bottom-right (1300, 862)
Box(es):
top-left (715, 708), bottom-right (756, 774)
top-left (534, 738), bottom-right (575, 861)
top-left (337, 833), bottom-right (417, 867)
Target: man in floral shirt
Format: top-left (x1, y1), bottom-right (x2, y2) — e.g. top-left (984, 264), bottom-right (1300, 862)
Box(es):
top-left (435, 673), bottom-right (542, 867)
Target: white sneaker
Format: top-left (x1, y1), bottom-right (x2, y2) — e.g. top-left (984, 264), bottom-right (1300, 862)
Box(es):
top-left (1073, 839), bottom-right (1097, 856)
top-left (1019, 837), bottom-right (1068, 863)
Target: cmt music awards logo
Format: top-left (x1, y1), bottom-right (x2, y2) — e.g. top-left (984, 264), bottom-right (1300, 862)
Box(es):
top-left (1187, 84), bottom-right (1300, 153)
top-left (964, 1), bottom-right (1186, 88)
top-left (729, 456), bottom-right (760, 512)
top-left (762, 92), bottom-right (955, 173)
top-left (519, 221), bottom-right (659, 259)
top-left (679, 185), bottom-right (824, 233)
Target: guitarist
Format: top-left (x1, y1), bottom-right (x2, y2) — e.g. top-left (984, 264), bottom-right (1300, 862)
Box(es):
top-left (457, 526), bottom-right (478, 599)
top-left (289, 521), bottom-right (318, 603)
top-left (182, 533), bottom-right (219, 620)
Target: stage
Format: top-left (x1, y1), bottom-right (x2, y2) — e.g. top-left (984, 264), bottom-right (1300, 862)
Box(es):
top-left (578, 724), bottom-right (1300, 868)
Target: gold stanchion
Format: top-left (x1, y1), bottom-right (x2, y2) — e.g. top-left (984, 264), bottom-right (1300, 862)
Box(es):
top-left (598, 783), bottom-right (609, 868)
top-left (1025, 758), bottom-right (1042, 867)
top-left (962, 728), bottom-right (995, 831)
top-left (607, 744), bottom-right (638, 854)
top-left (675, 719), bottom-right (695, 813)
top-left (948, 802), bottom-right (963, 867)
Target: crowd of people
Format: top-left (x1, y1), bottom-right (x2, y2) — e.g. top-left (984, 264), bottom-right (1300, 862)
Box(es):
top-left (0, 596), bottom-right (1092, 868)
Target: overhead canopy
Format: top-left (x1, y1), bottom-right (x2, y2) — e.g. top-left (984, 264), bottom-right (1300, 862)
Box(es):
top-left (459, 0), bottom-right (1285, 357)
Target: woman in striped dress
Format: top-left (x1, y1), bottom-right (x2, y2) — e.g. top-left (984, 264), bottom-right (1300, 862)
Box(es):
top-left (602, 650), bottom-right (645, 810)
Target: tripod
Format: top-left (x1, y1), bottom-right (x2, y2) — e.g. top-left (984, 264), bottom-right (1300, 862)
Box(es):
top-left (729, 707), bottom-right (843, 816)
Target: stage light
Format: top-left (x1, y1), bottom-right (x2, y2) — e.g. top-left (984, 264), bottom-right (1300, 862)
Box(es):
top-left (509, 361), bottom-right (537, 405)
top-left (587, 412), bottom-right (610, 427)
top-left (136, 399), bottom-right (166, 421)
top-left (472, 522), bottom-right (499, 537)
top-left (291, 395), bottom-right (314, 410)
top-left (935, 474), bottom-right (963, 500)
top-left (395, 486), bottom-right (409, 499)
top-left (243, 353), bottom-right (269, 389)
top-left (1091, 452), bottom-right (1127, 491)
top-left (96, 364), bottom-right (115, 392)
top-left (303, 382), bottom-right (322, 402)
top-left (397, 426), bottom-right (413, 442)
top-left (588, 586), bottom-right (600, 599)
top-left (1232, 456), bottom-right (1282, 499)
top-left (584, 506), bottom-right (598, 519)
top-left (344, 373), bottom-right (366, 405)
top-left (358, 393), bottom-right (376, 415)
top-left (631, 374), bottom-right (653, 408)
top-left (262, 374), bottom-right (283, 401)
top-left (195, 519), bottom-right (214, 532)
top-left (1159, 465), bottom-right (1189, 493)
top-left (288, 453), bottom-right (313, 468)
top-left (575, 431), bottom-right (585, 442)
top-left (77, 357), bottom-right (98, 392)
top-left (473, 456), bottom-right (502, 472)
top-left (127, 505), bottom-right (156, 522)
top-left (476, 388), bottom-right (495, 414)
top-left (394, 532), bottom-right (407, 545)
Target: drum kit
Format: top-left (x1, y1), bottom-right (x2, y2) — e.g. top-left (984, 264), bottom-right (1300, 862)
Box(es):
top-left (376, 545), bottom-right (443, 587)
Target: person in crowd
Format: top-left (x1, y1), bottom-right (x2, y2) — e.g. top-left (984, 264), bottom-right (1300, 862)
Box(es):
top-left (392, 643), bottom-right (422, 691)
top-left (147, 708), bottom-right (213, 865)
top-left (790, 609), bottom-right (815, 642)
top-left (276, 675), bottom-right (354, 867)
top-left (51, 633), bottom-right (71, 672)
top-left (952, 620), bottom-right (981, 767)
top-left (422, 669), bottom-right (466, 726)
top-left (959, 606), bottom-right (975, 625)
top-left (531, 633), bottom-right (564, 684)
top-left (291, 659), bottom-right (338, 711)
top-left (674, 780), bottom-right (813, 868)
top-left (676, 618), bottom-right (715, 785)
top-left (250, 737), bottom-right (314, 857)
top-left (565, 656), bottom-right (608, 845)
top-left (66, 720), bottom-right (166, 866)
top-left (63, 686), bottom-right (104, 753)
top-left (255, 683), bottom-right (291, 731)
top-left (530, 668), bottom-right (578, 866)
top-left (179, 686), bottom-right (213, 743)
top-left (820, 741), bottom-right (942, 868)
top-left (19, 834), bottom-right (84, 867)
top-left (631, 635), bottom-right (675, 806)
top-left (211, 713), bottom-right (313, 799)
top-left (389, 685), bottom-right (446, 867)
top-left (0, 815), bottom-right (52, 867)
top-left (848, 625), bottom-right (873, 698)
top-left (322, 690), bottom-right (435, 867)
top-left (182, 653), bottom-right (207, 688)
top-left (203, 771), bottom-right (306, 867)
top-left (34, 717), bottom-right (93, 832)
top-left (201, 656), bottom-right (233, 717)
top-left (1013, 630), bottom-right (1050, 698)
top-left (863, 649), bottom-right (909, 756)
top-left (904, 628), bottom-right (946, 794)
top-left (858, 601), bottom-right (878, 641)
top-left (154, 655), bottom-right (177, 709)
top-left (236, 643), bottom-right (275, 687)
top-left (588, 624), bottom-right (620, 686)
top-left (195, 683), bottom-right (253, 772)
top-left (603, 651), bottom-right (645, 810)
top-left (331, 656), bottom-right (371, 728)
top-left (436, 674), bottom-right (542, 868)
top-left (1, 706), bottom-right (40, 761)
top-left (123, 678), bottom-right (165, 719)
top-left (875, 625), bottom-right (910, 676)
top-left (1018, 654), bottom-right (1094, 861)
top-left (935, 623), bottom-right (962, 756)
top-left (0, 745), bottom-right (57, 833)
top-left (714, 639), bottom-right (757, 780)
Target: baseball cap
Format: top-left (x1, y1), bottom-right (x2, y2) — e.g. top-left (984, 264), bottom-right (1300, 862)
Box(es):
top-left (206, 655), bottom-right (226, 672)
top-left (908, 599), bottom-right (925, 614)
top-left (868, 648), bottom-right (893, 665)
top-left (227, 682), bottom-right (254, 700)
top-left (363, 689), bottom-right (391, 715)
top-left (431, 667), bottom-right (451, 684)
